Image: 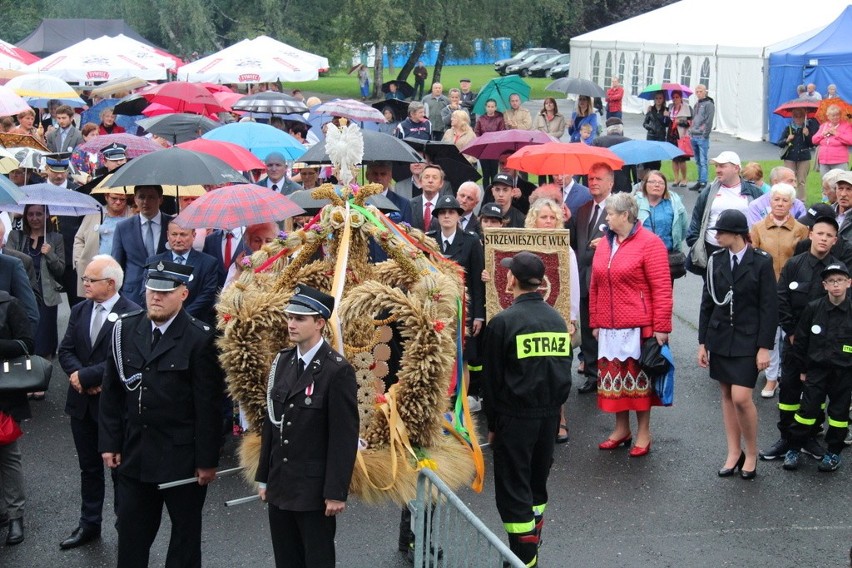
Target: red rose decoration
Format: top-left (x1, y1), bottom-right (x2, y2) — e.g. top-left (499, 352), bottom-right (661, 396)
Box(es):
top-left (433, 320), bottom-right (445, 333)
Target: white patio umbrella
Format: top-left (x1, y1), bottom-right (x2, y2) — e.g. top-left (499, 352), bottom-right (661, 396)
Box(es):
top-left (25, 37), bottom-right (168, 83)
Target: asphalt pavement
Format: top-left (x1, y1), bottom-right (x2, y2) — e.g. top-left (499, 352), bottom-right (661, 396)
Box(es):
top-left (2, 125), bottom-right (851, 567)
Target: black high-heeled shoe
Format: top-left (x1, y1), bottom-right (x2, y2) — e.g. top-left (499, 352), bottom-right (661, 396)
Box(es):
top-left (718, 451), bottom-right (745, 477)
top-left (740, 466), bottom-right (757, 480)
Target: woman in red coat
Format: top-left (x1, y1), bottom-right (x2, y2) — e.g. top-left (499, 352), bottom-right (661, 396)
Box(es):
top-left (589, 192), bottom-right (673, 457)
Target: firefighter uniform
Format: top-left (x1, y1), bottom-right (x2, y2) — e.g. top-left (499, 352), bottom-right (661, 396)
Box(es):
top-left (482, 285), bottom-right (572, 567)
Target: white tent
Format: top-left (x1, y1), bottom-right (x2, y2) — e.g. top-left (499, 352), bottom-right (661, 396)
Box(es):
top-left (0, 39), bottom-right (37, 70)
top-left (176, 36), bottom-right (328, 84)
top-left (569, 0), bottom-right (850, 141)
top-left (25, 36), bottom-right (169, 82)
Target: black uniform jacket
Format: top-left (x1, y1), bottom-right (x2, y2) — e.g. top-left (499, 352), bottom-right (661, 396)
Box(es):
top-left (699, 247), bottom-right (778, 356)
top-left (793, 296), bottom-right (852, 369)
top-left (777, 251), bottom-right (839, 335)
top-left (256, 341), bottom-right (359, 512)
top-left (98, 309), bottom-right (224, 483)
top-left (58, 295), bottom-right (141, 421)
top-left (427, 229), bottom-right (486, 320)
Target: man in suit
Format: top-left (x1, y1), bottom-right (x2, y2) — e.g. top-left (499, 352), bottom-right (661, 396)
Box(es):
top-left (366, 162), bottom-right (412, 225)
top-left (258, 152), bottom-right (302, 195)
top-left (569, 163), bottom-right (614, 393)
top-left (44, 155), bottom-right (83, 307)
top-left (410, 164), bottom-right (451, 232)
top-left (57, 255), bottom-right (140, 550)
top-left (111, 185), bottom-right (173, 306)
top-left (99, 261), bottom-right (224, 568)
top-left (456, 181), bottom-right (483, 235)
top-left (0, 248), bottom-right (38, 330)
top-left (147, 221), bottom-right (219, 324)
top-left (203, 228), bottom-right (249, 288)
top-left (45, 105), bottom-right (84, 153)
top-left (256, 284), bottom-right (359, 568)
top-left (554, 173), bottom-right (592, 220)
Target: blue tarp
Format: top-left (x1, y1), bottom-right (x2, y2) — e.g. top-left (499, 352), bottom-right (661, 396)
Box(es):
top-left (767, 6), bottom-right (852, 142)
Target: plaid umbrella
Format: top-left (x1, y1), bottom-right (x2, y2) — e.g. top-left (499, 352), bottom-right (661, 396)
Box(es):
top-left (461, 129), bottom-right (557, 160)
top-left (77, 133), bottom-right (164, 159)
top-left (103, 147), bottom-right (247, 188)
top-left (314, 99), bottom-right (386, 123)
top-left (174, 183), bottom-right (305, 230)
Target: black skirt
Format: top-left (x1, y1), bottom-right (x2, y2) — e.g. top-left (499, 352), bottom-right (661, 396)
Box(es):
top-left (709, 353), bottom-right (758, 389)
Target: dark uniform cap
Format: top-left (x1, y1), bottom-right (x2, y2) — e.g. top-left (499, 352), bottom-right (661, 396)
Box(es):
top-left (798, 203), bottom-right (837, 229)
top-left (45, 156), bottom-right (70, 172)
top-left (102, 142), bottom-right (127, 161)
top-left (145, 260), bottom-right (194, 291)
top-left (285, 284), bottom-right (334, 319)
top-left (821, 262), bottom-right (850, 280)
top-left (708, 209), bottom-right (749, 235)
top-left (500, 251), bottom-right (545, 286)
top-left (488, 173), bottom-right (514, 191)
top-left (479, 203), bottom-right (504, 219)
top-left (432, 195), bottom-right (464, 216)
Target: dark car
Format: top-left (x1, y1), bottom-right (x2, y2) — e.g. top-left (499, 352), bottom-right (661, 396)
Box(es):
top-left (506, 52), bottom-right (562, 77)
top-left (494, 48), bottom-right (558, 75)
top-left (548, 60), bottom-right (571, 79)
top-left (529, 54), bottom-right (570, 78)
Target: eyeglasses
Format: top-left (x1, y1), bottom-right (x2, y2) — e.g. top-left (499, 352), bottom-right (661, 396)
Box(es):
top-left (824, 278), bottom-right (849, 286)
top-left (646, 180), bottom-right (666, 186)
top-left (81, 276), bottom-right (110, 284)
top-left (106, 196), bottom-right (127, 202)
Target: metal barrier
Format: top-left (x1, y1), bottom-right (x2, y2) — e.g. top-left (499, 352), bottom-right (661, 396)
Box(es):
top-left (409, 468), bottom-right (525, 568)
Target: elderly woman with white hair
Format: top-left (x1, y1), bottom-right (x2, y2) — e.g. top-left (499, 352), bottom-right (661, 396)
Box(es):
top-left (749, 183), bottom-right (809, 397)
top-left (812, 104), bottom-right (852, 175)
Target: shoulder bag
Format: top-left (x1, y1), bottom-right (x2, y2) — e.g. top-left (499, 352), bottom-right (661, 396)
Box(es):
top-left (0, 340), bottom-right (53, 393)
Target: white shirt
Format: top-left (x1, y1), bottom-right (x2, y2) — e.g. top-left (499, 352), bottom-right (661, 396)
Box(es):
top-left (730, 246), bottom-right (747, 271)
top-left (91, 293), bottom-right (121, 337)
top-left (705, 184), bottom-right (749, 245)
top-left (219, 227), bottom-right (244, 264)
top-left (297, 337), bottom-right (325, 371)
top-left (440, 230), bottom-right (457, 250)
top-left (151, 312), bottom-right (179, 337)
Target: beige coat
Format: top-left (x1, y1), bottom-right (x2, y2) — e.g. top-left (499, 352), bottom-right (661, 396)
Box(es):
top-left (73, 211), bottom-right (133, 296)
top-left (503, 107), bottom-right (533, 131)
top-left (749, 214), bottom-right (809, 279)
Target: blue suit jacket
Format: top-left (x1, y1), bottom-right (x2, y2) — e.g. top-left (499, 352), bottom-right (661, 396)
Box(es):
top-left (203, 230), bottom-right (250, 288)
top-left (58, 295), bottom-right (141, 420)
top-left (112, 213), bottom-right (173, 306)
top-left (146, 249), bottom-right (219, 324)
top-left (0, 253), bottom-right (39, 330)
top-left (564, 182), bottom-right (593, 218)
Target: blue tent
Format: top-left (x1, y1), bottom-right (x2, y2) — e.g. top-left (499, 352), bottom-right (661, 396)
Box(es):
top-left (767, 6), bottom-right (852, 142)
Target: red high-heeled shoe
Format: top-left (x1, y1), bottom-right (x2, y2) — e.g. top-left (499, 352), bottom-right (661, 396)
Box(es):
top-left (599, 434), bottom-right (632, 450)
top-left (629, 442), bottom-right (652, 457)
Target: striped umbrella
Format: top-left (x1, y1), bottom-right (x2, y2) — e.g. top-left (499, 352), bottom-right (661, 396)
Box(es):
top-left (174, 183), bottom-right (304, 230)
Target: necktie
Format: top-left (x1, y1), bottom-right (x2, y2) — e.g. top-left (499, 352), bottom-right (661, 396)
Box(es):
top-left (271, 184), bottom-right (279, 192)
top-left (152, 328), bottom-right (162, 349)
top-left (224, 232), bottom-right (234, 268)
top-left (588, 204), bottom-right (600, 237)
top-left (174, 255), bottom-right (184, 265)
top-left (424, 201), bottom-right (432, 230)
top-left (90, 304), bottom-right (105, 344)
top-left (297, 358), bottom-right (305, 376)
top-left (144, 220), bottom-right (155, 257)
top-left (60, 128), bottom-right (67, 150)
top-left (732, 254), bottom-right (739, 275)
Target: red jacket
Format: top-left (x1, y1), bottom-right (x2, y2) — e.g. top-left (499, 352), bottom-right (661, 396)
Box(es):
top-left (606, 86), bottom-right (623, 113)
top-left (589, 223), bottom-right (672, 332)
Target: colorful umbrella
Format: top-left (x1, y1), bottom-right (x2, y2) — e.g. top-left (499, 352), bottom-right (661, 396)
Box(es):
top-left (231, 91), bottom-right (308, 115)
top-left (473, 75), bottom-right (531, 115)
top-left (773, 99), bottom-right (820, 118)
top-left (5, 74), bottom-right (85, 107)
top-left (506, 142), bottom-right (623, 176)
top-left (0, 85), bottom-right (35, 117)
top-left (201, 122), bottom-right (306, 161)
top-left (608, 140), bottom-right (684, 165)
top-left (136, 114), bottom-right (221, 144)
top-left (314, 99), bottom-right (386, 123)
top-left (176, 139), bottom-right (267, 171)
top-left (545, 77), bottom-right (605, 98)
top-left (461, 129), bottom-right (557, 160)
top-left (142, 82), bottom-right (225, 115)
top-left (77, 133), bottom-right (164, 159)
top-left (638, 82), bottom-right (693, 101)
top-left (198, 83), bottom-right (234, 94)
top-left (815, 98), bottom-right (852, 124)
top-left (103, 147), bottom-right (247, 188)
top-left (174, 183), bottom-right (304, 230)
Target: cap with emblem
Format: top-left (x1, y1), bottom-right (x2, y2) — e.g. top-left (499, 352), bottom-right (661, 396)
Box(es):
top-left (708, 209), bottom-right (749, 235)
top-left (45, 155), bottom-right (70, 172)
top-left (479, 203), bottom-right (504, 219)
top-left (798, 203), bottom-right (837, 229)
top-left (285, 284), bottom-right (335, 320)
top-left (102, 142), bottom-right (127, 161)
top-left (821, 262), bottom-right (850, 280)
top-left (488, 173), bottom-right (514, 191)
top-left (501, 251), bottom-right (545, 286)
top-left (145, 260), bottom-right (194, 291)
top-left (432, 195), bottom-right (464, 216)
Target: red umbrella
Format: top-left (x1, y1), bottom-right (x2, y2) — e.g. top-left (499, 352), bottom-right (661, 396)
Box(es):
top-left (176, 139), bottom-right (267, 171)
top-left (76, 133), bottom-right (164, 159)
top-left (143, 82), bottom-right (225, 115)
top-left (174, 183), bottom-right (304, 230)
top-left (212, 91), bottom-right (245, 112)
top-left (773, 99), bottom-right (820, 118)
top-left (506, 142), bottom-right (623, 176)
top-left (461, 130), bottom-right (557, 160)
top-left (198, 82), bottom-right (234, 94)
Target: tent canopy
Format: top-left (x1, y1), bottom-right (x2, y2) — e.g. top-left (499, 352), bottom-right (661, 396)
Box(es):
top-left (16, 19), bottom-right (155, 57)
top-left (767, 6), bottom-right (852, 141)
top-left (0, 39), bottom-right (39, 69)
top-left (569, 0), bottom-right (850, 141)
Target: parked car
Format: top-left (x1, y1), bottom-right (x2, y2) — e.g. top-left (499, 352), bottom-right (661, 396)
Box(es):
top-left (529, 54), bottom-right (570, 78)
top-left (494, 48), bottom-right (558, 75)
top-left (506, 52), bottom-right (562, 77)
top-left (548, 60), bottom-right (571, 79)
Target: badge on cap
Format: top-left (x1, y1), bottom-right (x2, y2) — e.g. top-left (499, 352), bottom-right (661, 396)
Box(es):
top-left (789, 282), bottom-right (799, 290)
top-left (156, 261), bottom-right (165, 271)
top-left (811, 325), bottom-right (822, 334)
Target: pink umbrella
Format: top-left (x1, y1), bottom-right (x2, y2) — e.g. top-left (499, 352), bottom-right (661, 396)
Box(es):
top-left (143, 82), bottom-right (226, 115)
top-left (77, 133), bottom-right (165, 159)
top-left (0, 84), bottom-right (33, 116)
top-left (313, 98), bottom-right (386, 123)
top-left (142, 102), bottom-right (178, 117)
top-left (199, 83), bottom-right (234, 94)
top-left (176, 139), bottom-right (266, 171)
top-left (212, 91), bottom-right (245, 112)
top-left (461, 130), bottom-right (557, 160)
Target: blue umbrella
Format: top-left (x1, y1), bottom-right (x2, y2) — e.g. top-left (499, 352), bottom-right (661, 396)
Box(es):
top-left (201, 122), bottom-right (306, 161)
top-left (81, 99), bottom-right (118, 127)
top-left (473, 75), bottom-right (531, 115)
top-left (608, 140), bottom-right (684, 165)
top-left (5, 183), bottom-right (102, 216)
top-left (0, 175), bottom-right (25, 207)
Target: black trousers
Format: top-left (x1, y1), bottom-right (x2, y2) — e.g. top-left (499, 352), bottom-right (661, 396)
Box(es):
top-left (115, 473), bottom-right (208, 568)
top-left (778, 341), bottom-right (823, 440)
top-left (789, 365), bottom-right (852, 454)
top-left (62, 268), bottom-right (83, 308)
top-left (481, 159), bottom-right (499, 190)
top-left (70, 413), bottom-right (105, 528)
top-left (268, 505), bottom-right (336, 568)
top-left (579, 294), bottom-right (598, 379)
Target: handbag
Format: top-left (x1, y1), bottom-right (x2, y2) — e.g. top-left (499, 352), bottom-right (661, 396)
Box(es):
top-left (676, 135), bottom-right (694, 157)
top-left (0, 411), bottom-right (22, 445)
top-left (668, 250), bottom-right (687, 279)
top-left (652, 344), bottom-right (675, 406)
top-left (639, 337), bottom-right (668, 378)
top-left (0, 340), bottom-right (53, 393)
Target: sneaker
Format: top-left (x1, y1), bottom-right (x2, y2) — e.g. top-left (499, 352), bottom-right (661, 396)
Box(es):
top-left (466, 396), bottom-right (482, 413)
top-left (759, 438), bottom-right (789, 460)
top-left (801, 438), bottom-right (825, 460)
top-left (782, 449), bottom-right (800, 471)
top-left (817, 452), bottom-right (841, 472)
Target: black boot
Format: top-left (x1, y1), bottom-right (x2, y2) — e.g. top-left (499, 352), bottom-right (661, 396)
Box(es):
top-left (6, 517), bottom-right (23, 545)
top-left (507, 531), bottom-right (538, 567)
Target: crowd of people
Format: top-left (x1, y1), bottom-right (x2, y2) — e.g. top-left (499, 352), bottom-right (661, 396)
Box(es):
top-left (0, 75), bottom-right (850, 568)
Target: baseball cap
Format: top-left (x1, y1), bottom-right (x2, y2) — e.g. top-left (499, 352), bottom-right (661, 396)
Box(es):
top-left (479, 203), bottom-right (504, 219)
top-left (500, 251), bottom-right (545, 286)
top-left (821, 262), bottom-right (850, 280)
top-left (798, 203), bottom-right (836, 228)
top-left (489, 173), bottom-right (514, 190)
top-left (710, 151), bottom-right (741, 167)
top-left (834, 171), bottom-right (852, 186)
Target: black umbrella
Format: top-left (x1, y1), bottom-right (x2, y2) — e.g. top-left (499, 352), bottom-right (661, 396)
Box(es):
top-left (395, 139), bottom-right (481, 188)
top-left (231, 92), bottom-right (309, 115)
top-left (113, 93), bottom-right (150, 116)
top-left (103, 147), bottom-right (247, 188)
top-left (299, 130), bottom-right (422, 164)
top-left (136, 114), bottom-right (222, 145)
top-left (381, 80), bottom-right (414, 99)
top-left (546, 77), bottom-right (606, 98)
top-left (288, 188), bottom-right (399, 215)
top-left (372, 98), bottom-right (409, 122)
